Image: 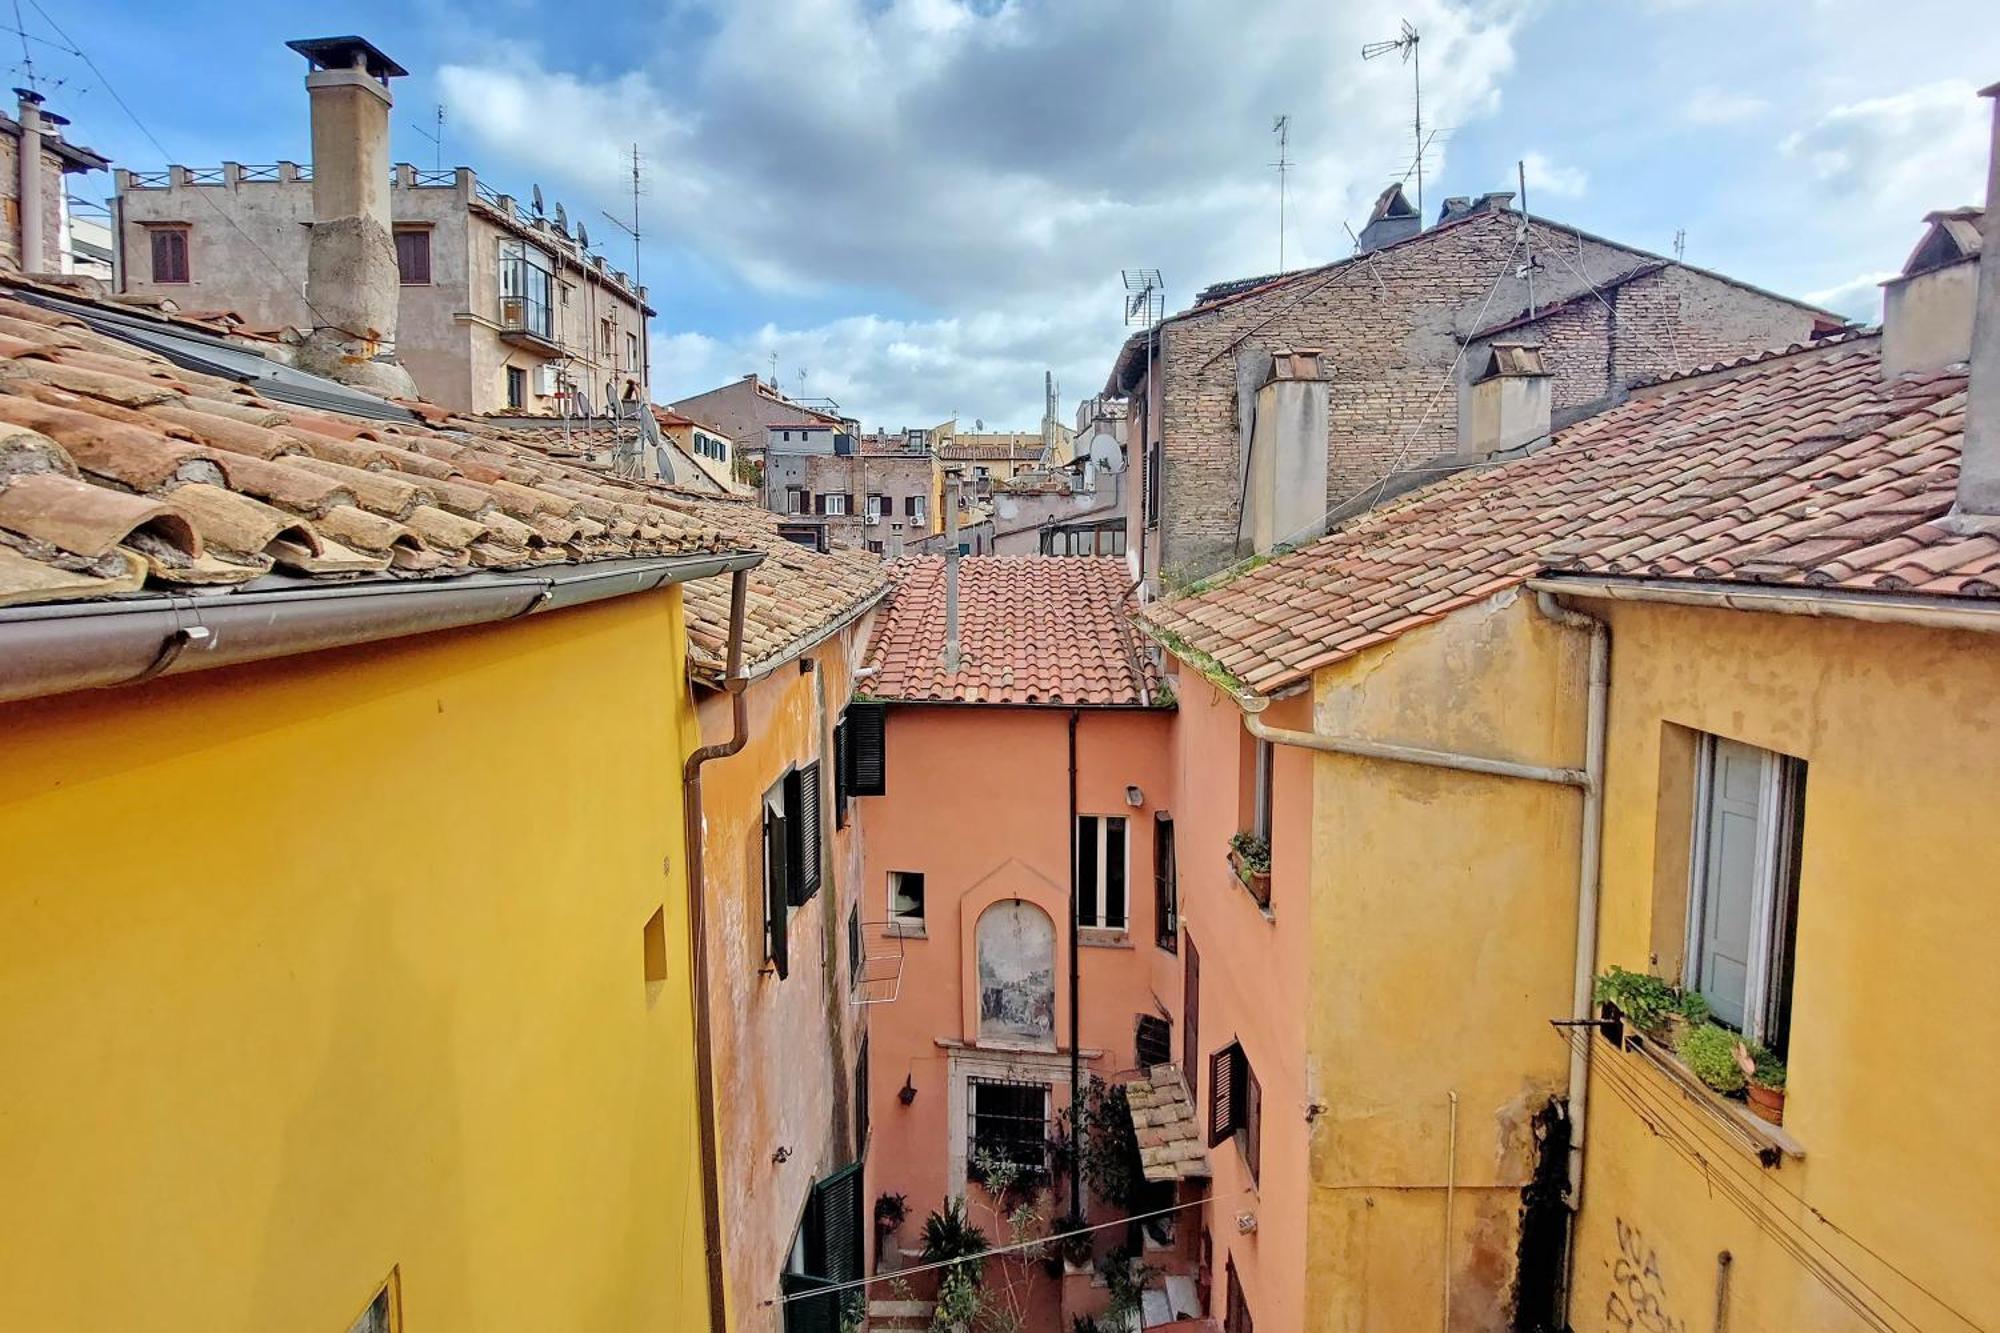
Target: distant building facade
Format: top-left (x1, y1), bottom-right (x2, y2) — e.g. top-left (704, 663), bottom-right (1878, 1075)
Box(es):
top-left (765, 427), bottom-right (942, 555)
top-left (115, 159), bottom-right (650, 416)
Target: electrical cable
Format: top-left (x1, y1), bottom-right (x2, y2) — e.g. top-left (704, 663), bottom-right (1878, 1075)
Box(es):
top-left (1556, 1027), bottom-right (1984, 1332)
top-left (762, 1187), bottom-right (1249, 1307)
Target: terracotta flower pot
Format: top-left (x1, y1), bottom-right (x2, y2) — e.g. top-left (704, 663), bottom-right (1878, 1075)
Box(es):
top-left (1747, 1083), bottom-right (1786, 1125)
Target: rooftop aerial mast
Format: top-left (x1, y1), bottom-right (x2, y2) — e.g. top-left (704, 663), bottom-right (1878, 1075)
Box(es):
top-left (1362, 20), bottom-right (1423, 217)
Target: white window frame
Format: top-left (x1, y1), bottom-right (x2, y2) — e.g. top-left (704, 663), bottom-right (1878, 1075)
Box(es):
top-left (1685, 734), bottom-right (1799, 1046)
top-left (910, 496), bottom-right (927, 523)
top-left (824, 492), bottom-right (849, 516)
top-left (786, 487), bottom-right (806, 515)
top-left (888, 870), bottom-right (925, 934)
top-left (1077, 813), bottom-right (1130, 930)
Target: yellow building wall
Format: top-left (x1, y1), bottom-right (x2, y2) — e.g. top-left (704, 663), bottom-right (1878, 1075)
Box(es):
top-left (1304, 590), bottom-right (1588, 1332)
top-left (0, 592), bottom-right (711, 1332)
top-left (1572, 601), bottom-right (2000, 1333)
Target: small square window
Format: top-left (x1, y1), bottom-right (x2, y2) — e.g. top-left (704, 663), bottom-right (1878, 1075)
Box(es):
top-left (394, 228), bottom-right (431, 285)
top-left (968, 1078), bottom-right (1048, 1180)
top-left (148, 226), bottom-right (190, 284)
top-left (889, 871), bottom-right (925, 924)
top-left (506, 365), bottom-right (527, 409)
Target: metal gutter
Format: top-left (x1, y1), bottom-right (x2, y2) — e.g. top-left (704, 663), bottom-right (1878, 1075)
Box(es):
top-left (1526, 575), bottom-right (2000, 635)
top-left (681, 567), bottom-right (753, 1333)
top-left (1240, 705), bottom-right (1586, 788)
top-left (0, 553), bottom-right (762, 705)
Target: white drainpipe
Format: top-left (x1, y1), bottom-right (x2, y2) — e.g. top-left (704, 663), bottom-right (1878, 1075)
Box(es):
top-left (1235, 588), bottom-right (1609, 1316)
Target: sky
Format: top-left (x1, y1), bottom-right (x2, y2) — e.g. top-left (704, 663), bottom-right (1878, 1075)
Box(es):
top-left (31, 0), bottom-right (2000, 430)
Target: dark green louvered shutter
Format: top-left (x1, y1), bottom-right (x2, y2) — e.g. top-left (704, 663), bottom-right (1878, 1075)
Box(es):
top-left (846, 701), bottom-right (886, 796)
top-left (789, 762), bottom-right (822, 905)
top-left (833, 715), bottom-right (850, 829)
top-left (764, 785), bottom-right (790, 979)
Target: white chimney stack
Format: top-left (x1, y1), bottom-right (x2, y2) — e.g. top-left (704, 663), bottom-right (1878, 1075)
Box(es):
top-left (1954, 81), bottom-right (2000, 524)
top-left (285, 36), bottom-right (417, 398)
top-left (1240, 348), bottom-right (1330, 555)
top-left (1462, 342), bottom-right (1553, 459)
top-left (1880, 209), bottom-right (1982, 377)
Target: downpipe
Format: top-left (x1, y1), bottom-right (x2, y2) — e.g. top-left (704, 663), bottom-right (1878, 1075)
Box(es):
top-left (683, 566), bottom-right (753, 1333)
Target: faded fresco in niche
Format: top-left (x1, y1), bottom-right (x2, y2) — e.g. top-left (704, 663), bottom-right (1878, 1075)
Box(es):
top-left (977, 900), bottom-right (1056, 1047)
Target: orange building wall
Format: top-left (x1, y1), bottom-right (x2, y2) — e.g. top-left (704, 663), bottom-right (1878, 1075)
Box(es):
top-left (696, 631), bottom-right (870, 1333)
top-left (1161, 671), bottom-right (1316, 1333)
top-left (859, 704), bottom-right (1174, 1262)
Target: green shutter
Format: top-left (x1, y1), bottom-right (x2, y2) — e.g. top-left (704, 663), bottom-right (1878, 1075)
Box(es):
top-left (765, 787), bottom-right (790, 980)
top-left (846, 701), bottom-right (887, 796)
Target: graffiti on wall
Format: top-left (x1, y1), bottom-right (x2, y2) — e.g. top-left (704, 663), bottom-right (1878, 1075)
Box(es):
top-left (1603, 1217), bottom-right (1687, 1333)
top-left (976, 900), bottom-right (1055, 1046)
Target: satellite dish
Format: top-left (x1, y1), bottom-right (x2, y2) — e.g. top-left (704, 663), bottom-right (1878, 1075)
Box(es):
top-left (577, 222), bottom-right (589, 249)
top-left (554, 202), bottom-right (568, 232)
top-left (531, 183), bottom-right (544, 215)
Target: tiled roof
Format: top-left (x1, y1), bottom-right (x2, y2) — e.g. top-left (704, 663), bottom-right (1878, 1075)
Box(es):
top-left (1126, 1064), bottom-right (1210, 1183)
top-left (0, 277), bottom-right (883, 678)
top-left (1144, 336), bottom-right (1981, 695)
top-left (863, 555), bottom-right (1164, 705)
top-left (938, 434), bottom-right (1044, 462)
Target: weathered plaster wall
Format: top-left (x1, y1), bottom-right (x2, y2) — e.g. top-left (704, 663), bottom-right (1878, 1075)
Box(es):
top-left (119, 174), bottom-right (316, 329)
top-left (0, 591), bottom-right (712, 1332)
top-left (697, 631), bottom-right (869, 1333)
top-left (1301, 589), bottom-right (1588, 1332)
top-left (1572, 602), bottom-right (2000, 1333)
top-left (1163, 676), bottom-right (1316, 1333)
top-left (859, 705), bottom-right (1174, 1263)
top-left (0, 132), bottom-right (76, 271)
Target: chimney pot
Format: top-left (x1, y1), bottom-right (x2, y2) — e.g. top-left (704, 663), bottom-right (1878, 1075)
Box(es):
top-left (1462, 341), bottom-right (1553, 458)
top-left (1881, 208), bottom-right (1982, 376)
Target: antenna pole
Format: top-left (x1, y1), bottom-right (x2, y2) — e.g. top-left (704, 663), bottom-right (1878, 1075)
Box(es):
top-left (1411, 28), bottom-right (1423, 219)
top-left (1272, 114), bottom-right (1291, 272)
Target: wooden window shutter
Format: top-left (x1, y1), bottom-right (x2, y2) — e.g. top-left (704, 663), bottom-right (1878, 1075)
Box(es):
top-left (846, 701), bottom-right (887, 795)
top-left (1208, 1041), bottom-right (1238, 1148)
top-left (814, 492), bottom-right (827, 515)
top-left (833, 715), bottom-right (850, 829)
top-left (789, 763), bottom-right (822, 904)
top-left (810, 1161), bottom-right (864, 1285)
top-left (1135, 1013), bottom-right (1171, 1070)
top-left (1243, 1052), bottom-right (1262, 1181)
top-left (764, 787), bottom-right (790, 979)
top-left (1154, 813), bottom-right (1177, 950)
top-left (1184, 936), bottom-right (1200, 1086)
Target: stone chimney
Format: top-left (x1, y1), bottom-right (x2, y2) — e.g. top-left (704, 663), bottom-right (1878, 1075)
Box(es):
top-left (1880, 208), bottom-right (1982, 376)
top-left (1241, 348), bottom-right (1330, 554)
top-left (1462, 342), bottom-right (1552, 458)
top-left (1958, 82), bottom-right (2000, 522)
top-left (285, 36), bottom-right (416, 397)
top-left (1357, 184), bottom-right (1420, 253)
top-left (14, 88), bottom-right (48, 272)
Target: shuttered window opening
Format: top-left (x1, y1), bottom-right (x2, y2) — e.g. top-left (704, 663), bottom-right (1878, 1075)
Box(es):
top-left (781, 1162), bottom-right (863, 1333)
top-left (832, 713), bottom-right (850, 829)
top-left (1183, 936), bottom-right (1200, 1096)
top-left (845, 701), bottom-right (887, 795)
top-left (1154, 813), bottom-right (1178, 951)
top-left (149, 226), bottom-right (190, 284)
top-left (1135, 1013), bottom-right (1172, 1070)
top-left (786, 762), bottom-right (822, 906)
top-left (1225, 1256), bottom-right (1253, 1333)
top-left (847, 903), bottom-right (861, 988)
top-left (1208, 1041), bottom-right (1261, 1182)
top-left (763, 781), bottom-right (791, 979)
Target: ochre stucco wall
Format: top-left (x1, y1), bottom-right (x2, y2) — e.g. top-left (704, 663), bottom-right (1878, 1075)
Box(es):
top-left (859, 704), bottom-right (1174, 1265)
top-left (1571, 601), bottom-right (2000, 1332)
top-left (0, 592), bottom-right (711, 1332)
top-left (1162, 674), bottom-right (1316, 1333)
top-left (1302, 589), bottom-right (1587, 1332)
top-left (697, 631), bottom-right (869, 1333)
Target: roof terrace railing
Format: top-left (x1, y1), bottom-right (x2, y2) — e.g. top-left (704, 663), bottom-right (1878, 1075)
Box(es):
top-left (237, 163), bottom-right (283, 182)
top-left (126, 170), bottom-right (171, 189)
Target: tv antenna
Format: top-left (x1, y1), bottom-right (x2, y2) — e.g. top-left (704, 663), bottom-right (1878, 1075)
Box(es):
top-left (410, 104), bottom-right (445, 171)
top-left (1362, 20), bottom-right (1423, 217)
top-left (1674, 229), bottom-right (1686, 262)
top-left (1120, 268), bottom-right (1164, 327)
top-left (1271, 114), bottom-right (1292, 272)
top-left (600, 143), bottom-right (644, 295)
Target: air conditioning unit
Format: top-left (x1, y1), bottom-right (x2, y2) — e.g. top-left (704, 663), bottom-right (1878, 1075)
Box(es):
top-left (534, 363), bottom-right (561, 397)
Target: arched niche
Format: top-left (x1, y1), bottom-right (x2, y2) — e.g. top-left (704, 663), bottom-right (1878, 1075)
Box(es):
top-left (975, 899), bottom-right (1056, 1048)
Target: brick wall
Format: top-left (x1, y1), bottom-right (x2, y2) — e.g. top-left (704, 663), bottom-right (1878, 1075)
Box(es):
top-left (1143, 210), bottom-right (1826, 587)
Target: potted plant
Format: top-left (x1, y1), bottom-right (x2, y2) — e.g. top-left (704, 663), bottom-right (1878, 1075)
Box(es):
top-left (1675, 1023), bottom-right (1747, 1095)
top-left (1050, 1210), bottom-right (1094, 1272)
top-left (875, 1191), bottom-right (909, 1237)
top-left (1594, 965), bottom-right (1709, 1043)
top-left (1228, 832), bottom-right (1272, 906)
top-left (1734, 1042), bottom-right (1788, 1125)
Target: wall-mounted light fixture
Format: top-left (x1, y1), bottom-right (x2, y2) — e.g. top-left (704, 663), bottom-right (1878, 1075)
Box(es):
top-left (898, 1074), bottom-right (918, 1106)
top-left (772, 1145), bottom-right (792, 1165)
top-left (1125, 785), bottom-right (1144, 808)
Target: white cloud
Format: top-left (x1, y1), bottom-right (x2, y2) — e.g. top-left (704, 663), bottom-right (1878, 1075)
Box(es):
top-left (1680, 88), bottom-right (1769, 126)
top-left (436, 0), bottom-right (1527, 426)
top-left (1781, 81), bottom-right (1987, 207)
top-left (1521, 151), bottom-right (1587, 199)
top-left (1804, 270), bottom-right (1895, 323)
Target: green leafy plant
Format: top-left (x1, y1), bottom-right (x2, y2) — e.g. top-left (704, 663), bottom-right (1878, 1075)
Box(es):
top-left (921, 1195), bottom-right (991, 1286)
top-left (1054, 1077), bottom-right (1146, 1215)
top-left (1229, 831), bottom-right (1271, 874)
top-left (875, 1191), bottom-right (909, 1232)
top-left (839, 1289), bottom-right (866, 1333)
top-left (1071, 1319), bottom-right (1104, 1333)
top-left (1676, 1022), bottom-right (1748, 1094)
top-left (1594, 965), bottom-right (1707, 1032)
top-left (1101, 1247), bottom-right (1159, 1324)
top-left (1753, 1053), bottom-right (1787, 1090)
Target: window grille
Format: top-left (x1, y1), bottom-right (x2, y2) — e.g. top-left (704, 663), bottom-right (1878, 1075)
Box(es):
top-left (967, 1078), bottom-right (1049, 1179)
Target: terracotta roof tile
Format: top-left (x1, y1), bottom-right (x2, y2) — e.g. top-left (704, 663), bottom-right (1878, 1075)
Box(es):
top-left (0, 277), bottom-right (887, 680)
top-left (1145, 337), bottom-right (1974, 694)
top-left (861, 556), bottom-right (1163, 706)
